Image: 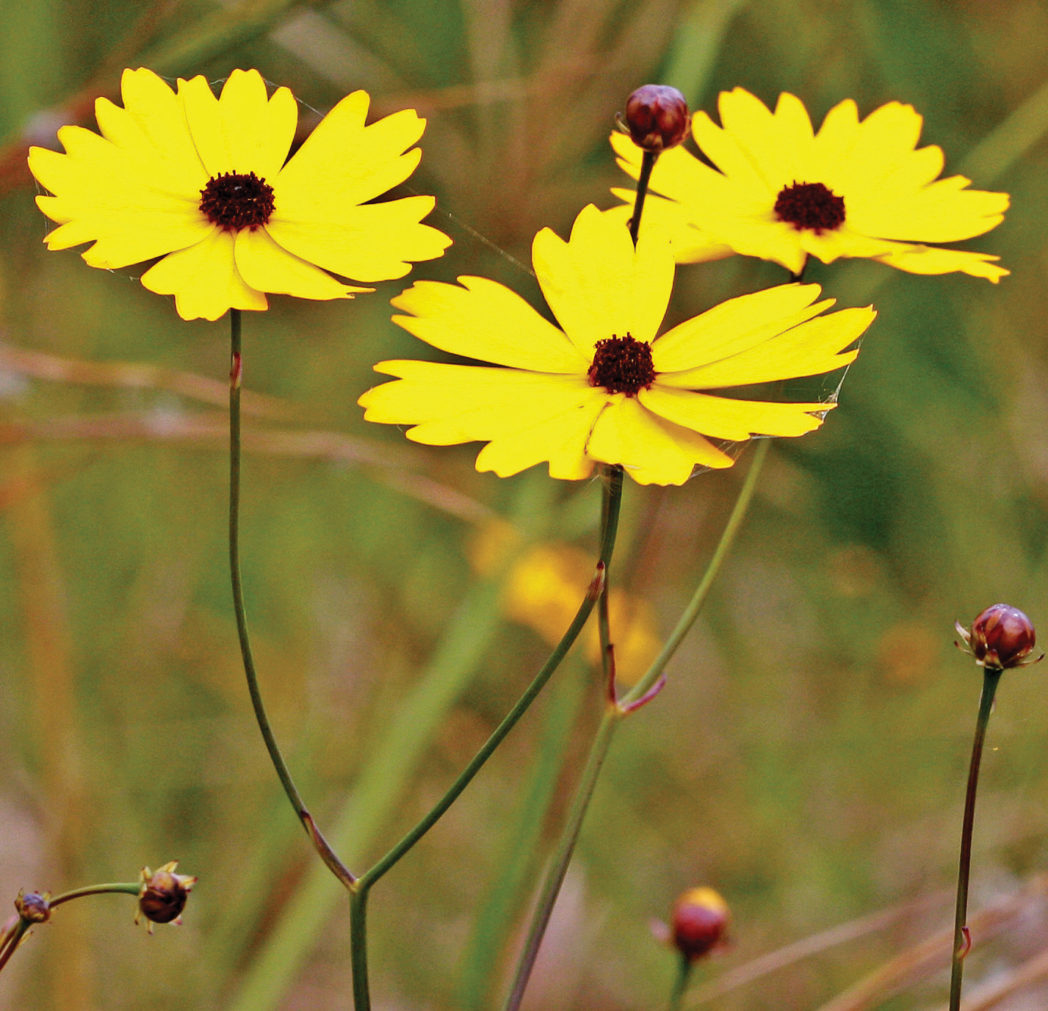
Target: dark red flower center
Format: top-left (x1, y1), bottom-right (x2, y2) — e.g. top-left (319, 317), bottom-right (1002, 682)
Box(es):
top-left (774, 181), bottom-right (845, 233)
top-left (587, 333), bottom-right (656, 396)
top-left (199, 171), bottom-right (275, 231)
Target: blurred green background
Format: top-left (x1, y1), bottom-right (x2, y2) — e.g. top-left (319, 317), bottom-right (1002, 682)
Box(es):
top-left (3, 0), bottom-right (1048, 1008)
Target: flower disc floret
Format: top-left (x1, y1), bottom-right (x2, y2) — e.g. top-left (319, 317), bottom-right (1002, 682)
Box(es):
top-left (199, 171), bottom-right (275, 231)
top-left (359, 205), bottom-right (876, 486)
top-left (609, 87), bottom-right (1009, 281)
top-left (28, 68), bottom-right (451, 320)
top-left (588, 334), bottom-right (655, 394)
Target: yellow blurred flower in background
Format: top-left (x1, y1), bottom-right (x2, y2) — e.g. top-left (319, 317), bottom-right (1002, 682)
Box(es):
top-left (28, 68), bottom-right (450, 321)
top-left (471, 522), bottom-right (660, 684)
top-left (359, 205), bottom-right (874, 486)
top-left (610, 87), bottom-right (1009, 281)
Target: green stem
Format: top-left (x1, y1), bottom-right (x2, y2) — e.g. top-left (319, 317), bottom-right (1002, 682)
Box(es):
top-left (667, 952), bottom-right (693, 1011)
top-left (949, 665), bottom-right (1003, 1011)
top-left (227, 308), bottom-right (356, 891)
top-left (350, 889), bottom-right (370, 1010)
top-left (0, 882), bottom-right (142, 974)
top-left (503, 707), bottom-right (620, 1011)
top-left (504, 442), bottom-right (769, 1008)
top-left (630, 149), bottom-right (658, 245)
top-left (349, 466), bottom-right (624, 1004)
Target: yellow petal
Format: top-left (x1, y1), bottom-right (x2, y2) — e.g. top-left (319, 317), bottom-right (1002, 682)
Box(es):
top-left (587, 396), bottom-right (734, 484)
top-left (266, 197), bottom-right (451, 282)
top-left (177, 70), bottom-right (297, 179)
top-left (360, 361), bottom-right (605, 479)
top-left (235, 227), bottom-right (367, 300)
top-left (660, 304), bottom-right (873, 389)
top-left (652, 284), bottom-right (830, 372)
top-left (276, 91), bottom-right (426, 211)
top-left (873, 243), bottom-right (1009, 282)
top-left (140, 230), bottom-right (266, 320)
top-left (606, 191), bottom-right (734, 263)
top-left (390, 277), bottom-right (586, 372)
top-left (532, 204), bottom-right (673, 356)
top-left (640, 386), bottom-right (832, 440)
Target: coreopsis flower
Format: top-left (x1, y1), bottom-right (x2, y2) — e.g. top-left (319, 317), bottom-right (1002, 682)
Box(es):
top-left (28, 68), bottom-right (450, 321)
top-left (610, 88), bottom-right (1009, 281)
top-left (359, 205), bottom-right (875, 486)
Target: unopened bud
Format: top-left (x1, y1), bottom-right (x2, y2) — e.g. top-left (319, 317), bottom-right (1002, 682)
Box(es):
top-left (623, 85), bottom-right (690, 152)
top-left (956, 604), bottom-right (1041, 670)
top-left (136, 862), bottom-right (196, 931)
top-left (671, 886), bottom-right (729, 961)
top-left (15, 891), bottom-right (50, 924)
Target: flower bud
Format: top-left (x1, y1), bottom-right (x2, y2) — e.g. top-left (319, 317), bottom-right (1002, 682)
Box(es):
top-left (671, 886), bottom-right (729, 961)
top-left (623, 85), bottom-right (690, 152)
top-left (956, 604), bottom-right (1041, 670)
top-left (15, 891), bottom-right (51, 924)
top-left (136, 862), bottom-right (196, 931)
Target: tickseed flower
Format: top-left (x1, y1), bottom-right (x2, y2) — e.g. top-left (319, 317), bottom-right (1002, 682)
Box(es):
top-left (610, 87), bottom-right (1009, 281)
top-left (359, 204), bottom-right (875, 485)
top-left (28, 68), bottom-right (451, 321)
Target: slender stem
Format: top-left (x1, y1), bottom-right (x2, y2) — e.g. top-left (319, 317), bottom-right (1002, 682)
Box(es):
top-left (630, 150), bottom-right (658, 245)
top-left (227, 309), bottom-right (356, 891)
top-left (0, 882), bottom-right (143, 974)
top-left (348, 467), bottom-right (624, 1006)
top-left (0, 920), bottom-right (29, 973)
top-left (504, 441), bottom-right (769, 1008)
top-left (668, 952), bottom-right (693, 1011)
top-left (503, 708), bottom-right (620, 1010)
top-left (350, 889), bottom-right (370, 1010)
top-left (358, 467), bottom-right (623, 896)
top-left (949, 665), bottom-right (1003, 1011)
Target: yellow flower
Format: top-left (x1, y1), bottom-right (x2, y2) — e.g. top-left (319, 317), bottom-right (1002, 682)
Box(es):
top-left (359, 205), bottom-right (875, 486)
top-left (610, 88), bottom-right (1009, 282)
top-left (28, 68), bottom-right (450, 321)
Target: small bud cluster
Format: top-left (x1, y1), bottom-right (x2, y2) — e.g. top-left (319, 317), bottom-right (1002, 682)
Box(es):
top-left (15, 891), bottom-right (51, 924)
top-left (956, 604), bottom-right (1041, 670)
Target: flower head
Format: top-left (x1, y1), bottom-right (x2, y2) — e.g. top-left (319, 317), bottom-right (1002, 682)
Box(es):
top-left (622, 85), bottom-right (691, 152)
top-left (359, 205), bottom-right (874, 485)
top-left (956, 604), bottom-right (1041, 670)
top-left (14, 891), bottom-right (51, 924)
top-left (28, 68), bottom-right (451, 320)
top-left (136, 861), bottom-right (196, 931)
top-left (610, 88), bottom-right (1009, 281)
top-left (670, 886), bottom-right (730, 961)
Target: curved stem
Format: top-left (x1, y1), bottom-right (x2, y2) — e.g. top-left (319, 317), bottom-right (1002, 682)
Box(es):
top-left (348, 467), bottom-right (624, 1003)
top-left (504, 442), bottom-right (769, 1008)
top-left (949, 665), bottom-right (1003, 1010)
top-left (358, 467), bottom-right (623, 896)
top-left (227, 309), bottom-right (356, 891)
top-left (503, 707), bottom-right (620, 1011)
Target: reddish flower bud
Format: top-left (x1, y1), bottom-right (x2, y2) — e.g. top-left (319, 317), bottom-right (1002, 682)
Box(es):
top-left (956, 604), bottom-right (1041, 670)
top-left (136, 862), bottom-right (196, 931)
top-left (15, 891), bottom-right (51, 924)
top-left (623, 85), bottom-right (690, 152)
top-left (671, 886), bottom-right (730, 961)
